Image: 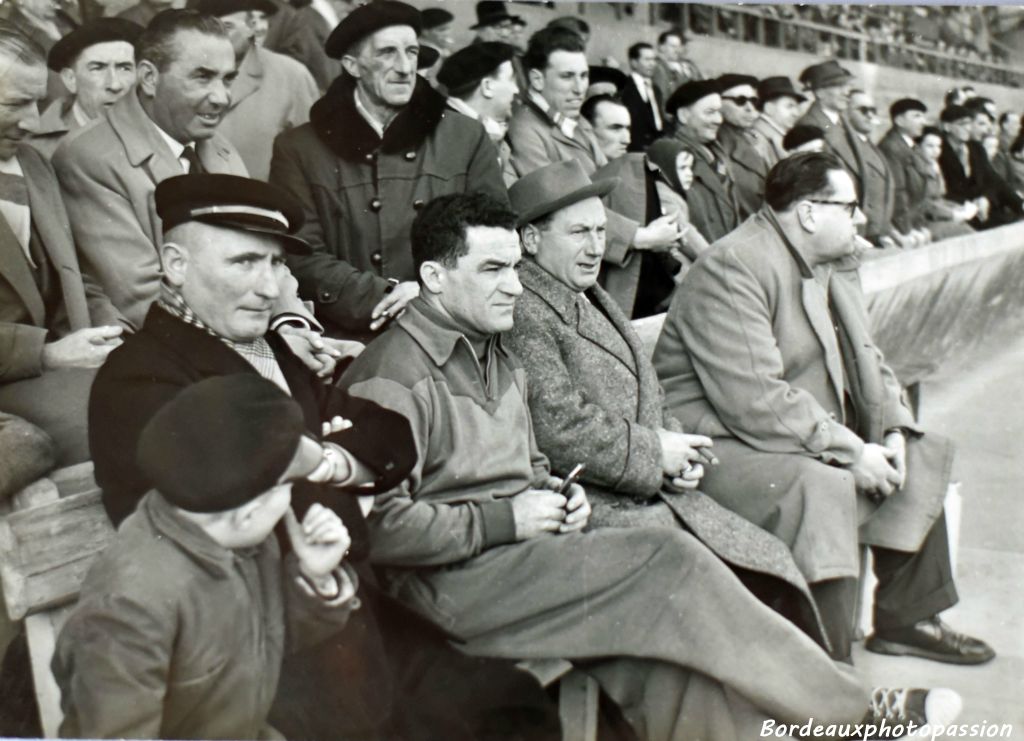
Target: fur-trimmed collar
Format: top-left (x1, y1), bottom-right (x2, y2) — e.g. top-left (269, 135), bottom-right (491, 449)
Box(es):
top-left (310, 74), bottom-right (447, 161)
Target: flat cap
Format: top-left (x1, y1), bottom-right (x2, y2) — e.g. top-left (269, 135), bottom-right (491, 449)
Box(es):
top-left (758, 76), bottom-right (806, 104)
top-left (799, 60), bottom-right (853, 90)
top-left (138, 375), bottom-right (307, 513)
top-left (783, 124), bottom-right (825, 151)
top-left (421, 7), bottom-right (453, 30)
top-left (47, 19), bottom-right (142, 71)
top-left (155, 174), bottom-right (311, 255)
top-left (890, 97), bottom-right (927, 119)
top-left (587, 65), bottom-right (627, 93)
top-left (940, 104), bottom-right (972, 123)
top-left (716, 73), bottom-right (758, 93)
top-left (437, 41), bottom-right (516, 94)
top-left (665, 79), bottom-right (720, 114)
top-left (325, 0), bottom-right (421, 59)
top-left (194, 0), bottom-right (277, 18)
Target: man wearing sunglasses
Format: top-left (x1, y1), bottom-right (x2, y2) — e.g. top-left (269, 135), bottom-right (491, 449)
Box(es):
top-left (716, 72), bottom-right (769, 219)
top-left (654, 152), bottom-right (994, 669)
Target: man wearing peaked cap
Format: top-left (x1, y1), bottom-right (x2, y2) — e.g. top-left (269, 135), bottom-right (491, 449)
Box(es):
top-left (716, 72), bottom-right (769, 218)
top-left (198, 0), bottom-right (320, 180)
top-left (667, 78), bottom-right (743, 243)
top-left (31, 19), bottom-right (141, 159)
top-left (54, 375), bottom-right (362, 739)
top-left (270, 0), bottom-right (508, 341)
top-left (750, 76), bottom-right (806, 167)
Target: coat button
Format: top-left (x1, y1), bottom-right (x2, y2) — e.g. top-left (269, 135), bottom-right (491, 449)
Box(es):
top-left (369, 198), bottom-right (382, 212)
top-left (404, 151), bottom-right (416, 161)
top-left (365, 152), bottom-right (376, 163)
top-left (413, 199), bottom-right (425, 210)
top-left (370, 252), bottom-right (382, 265)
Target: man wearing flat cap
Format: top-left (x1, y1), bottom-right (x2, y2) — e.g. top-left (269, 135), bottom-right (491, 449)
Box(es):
top-left (667, 78), bottom-right (742, 242)
top-left (438, 41), bottom-right (518, 185)
top-left (200, 0), bottom-right (320, 180)
top-left (271, 0), bottom-right (508, 341)
top-left (30, 19), bottom-right (140, 159)
top-left (716, 72), bottom-right (769, 218)
top-left (56, 374), bottom-right (361, 739)
top-left (749, 75), bottom-right (806, 168)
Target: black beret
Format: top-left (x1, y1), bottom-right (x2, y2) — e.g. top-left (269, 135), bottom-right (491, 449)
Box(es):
top-left (138, 375), bottom-right (307, 513)
top-left (421, 7), bottom-right (453, 30)
top-left (155, 174), bottom-right (311, 255)
top-left (783, 124), bottom-right (825, 151)
top-left (194, 0), bottom-right (277, 18)
top-left (665, 79), bottom-right (720, 114)
top-left (890, 97), bottom-right (927, 119)
top-left (325, 0), bottom-right (421, 59)
top-left (47, 19), bottom-right (142, 72)
top-left (716, 73), bottom-right (758, 93)
top-left (587, 65), bottom-right (627, 92)
top-left (437, 42), bottom-right (516, 95)
top-left (940, 104), bottom-right (972, 123)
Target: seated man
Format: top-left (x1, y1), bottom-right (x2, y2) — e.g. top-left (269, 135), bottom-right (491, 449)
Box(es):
top-left (54, 374), bottom-right (360, 740)
top-left (340, 191), bottom-right (959, 740)
top-left (0, 25), bottom-right (124, 465)
top-left (654, 152), bottom-right (994, 666)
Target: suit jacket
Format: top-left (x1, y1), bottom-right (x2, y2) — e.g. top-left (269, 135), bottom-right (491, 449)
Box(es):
top-left (717, 122), bottom-right (768, 219)
top-left (851, 131), bottom-right (898, 242)
top-left (263, 0), bottom-right (339, 92)
top-left (878, 128), bottom-right (928, 232)
top-left (29, 98), bottom-right (85, 160)
top-left (0, 145), bottom-right (120, 383)
top-left (620, 76), bottom-right (664, 152)
top-left (218, 46), bottom-right (319, 180)
top-left (939, 135), bottom-right (1023, 221)
top-left (508, 99), bottom-right (640, 284)
top-left (654, 209), bottom-right (948, 571)
top-left (796, 101), bottom-right (861, 181)
top-left (749, 115), bottom-right (788, 168)
top-left (651, 57), bottom-right (701, 115)
top-left (671, 128), bottom-right (740, 242)
top-left (53, 91), bottom-right (247, 328)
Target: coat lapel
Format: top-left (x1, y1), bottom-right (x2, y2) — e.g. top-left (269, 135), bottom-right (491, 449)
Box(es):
top-left (0, 210), bottom-right (44, 326)
top-left (229, 46), bottom-right (264, 110)
top-left (109, 91), bottom-right (183, 187)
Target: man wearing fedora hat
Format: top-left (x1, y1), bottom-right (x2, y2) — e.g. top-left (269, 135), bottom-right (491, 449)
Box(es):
top-left (30, 18), bottom-right (141, 159)
top-left (200, 0), bottom-right (320, 180)
top-left (470, 0), bottom-right (519, 45)
top-left (749, 75), bottom-right (806, 168)
top-left (271, 0), bottom-right (508, 341)
top-left (794, 61), bottom-right (864, 189)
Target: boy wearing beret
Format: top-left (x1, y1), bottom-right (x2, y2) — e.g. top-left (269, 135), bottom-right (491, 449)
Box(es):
top-left (53, 375), bottom-right (360, 740)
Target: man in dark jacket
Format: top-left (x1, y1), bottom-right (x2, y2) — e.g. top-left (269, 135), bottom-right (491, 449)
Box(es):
top-left (716, 72), bottom-right (768, 219)
top-left (878, 98), bottom-right (931, 238)
top-left (620, 42), bottom-right (663, 152)
top-left (270, 0), bottom-right (509, 340)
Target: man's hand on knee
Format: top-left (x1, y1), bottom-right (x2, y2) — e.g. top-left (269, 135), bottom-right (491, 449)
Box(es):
top-left (849, 442), bottom-right (902, 499)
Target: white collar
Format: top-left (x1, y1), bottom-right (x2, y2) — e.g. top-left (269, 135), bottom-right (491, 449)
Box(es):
top-left (0, 155), bottom-right (23, 175)
top-left (631, 71), bottom-right (650, 90)
top-left (153, 120), bottom-right (188, 160)
top-left (447, 96), bottom-right (479, 120)
top-left (71, 101), bottom-right (91, 128)
top-left (529, 91), bottom-right (576, 137)
top-left (309, 0), bottom-right (339, 30)
top-left (822, 107), bottom-right (840, 125)
top-left (901, 132), bottom-right (916, 148)
top-left (354, 88), bottom-right (387, 138)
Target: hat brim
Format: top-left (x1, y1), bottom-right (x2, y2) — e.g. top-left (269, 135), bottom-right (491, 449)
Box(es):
top-left (194, 217), bottom-right (312, 255)
top-left (765, 91), bottom-right (807, 104)
top-left (515, 177), bottom-right (620, 227)
top-left (470, 12), bottom-right (514, 29)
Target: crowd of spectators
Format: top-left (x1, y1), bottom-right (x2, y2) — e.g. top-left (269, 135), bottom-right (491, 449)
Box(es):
top-left (0, 0), bottom-right (1013, 738)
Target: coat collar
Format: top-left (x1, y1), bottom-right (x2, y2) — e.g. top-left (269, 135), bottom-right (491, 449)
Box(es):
top-left (674, 127), bottom-right (733, 204)
top-left (395, 297), bottom-right (508, 368)
top-left (36, 98), bottom-right (77, 138)
top-left (518, 96), bottom-right (603, 161)
top-left (228, 45), bottom-right (266, 110)
top-left (309, 73), bottom-right (447, 162)
top-left (718, 122), bottom-right (768, 175)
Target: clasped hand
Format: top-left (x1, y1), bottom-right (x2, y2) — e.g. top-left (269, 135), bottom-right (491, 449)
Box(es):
top-left (511, 477), bottom-right (591, 541)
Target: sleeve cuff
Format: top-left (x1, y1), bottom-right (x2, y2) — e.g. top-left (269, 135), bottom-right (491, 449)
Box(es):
top-left (480, 499), bottom-right (517, 549)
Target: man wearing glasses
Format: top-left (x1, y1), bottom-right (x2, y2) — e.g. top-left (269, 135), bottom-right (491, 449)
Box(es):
top-left (653, 152), bottom-right (994, 668)
top-left (716, 72), bottom-right (769, 219)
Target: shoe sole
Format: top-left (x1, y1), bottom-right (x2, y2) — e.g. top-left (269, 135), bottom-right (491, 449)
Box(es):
top-left (865, 637), bottom-right (996, 666)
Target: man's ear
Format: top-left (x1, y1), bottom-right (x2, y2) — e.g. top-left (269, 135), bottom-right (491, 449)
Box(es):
top-left (795, 201), bottom-right (817, 234)
top-left (520, 225), bottom-right (540, 256)
top-left (59, 67), bottom-right (78, 96)
top-left (419, 261), bottom-right (445, 294)
top-left (161, 242), bottom-right (190, 287)
top-left (340, 54), bottom-right (361, 78)
top-left (480, 76), bottom-right (495, 100)
top-left (136, 59), bottom-right (159, 98)
top-left (527, 67), bottom-right (544, 94)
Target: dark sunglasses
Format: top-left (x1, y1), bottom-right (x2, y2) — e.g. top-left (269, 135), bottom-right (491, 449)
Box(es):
top-left (855, 106), bottom-right (878, 116)
top-left (722, 95), bottom-right (759, 108)
top-left (809, 199), bottom-right (860, 217)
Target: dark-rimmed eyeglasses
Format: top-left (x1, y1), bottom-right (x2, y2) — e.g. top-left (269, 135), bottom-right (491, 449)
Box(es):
top-left (722, 95), bottom-right (759, 108)
top-left (808, 199), bottom-right (860, 217)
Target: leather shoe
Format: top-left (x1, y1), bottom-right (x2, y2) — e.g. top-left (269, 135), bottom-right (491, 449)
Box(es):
top-left (866, 616), bottom-right (995, 665)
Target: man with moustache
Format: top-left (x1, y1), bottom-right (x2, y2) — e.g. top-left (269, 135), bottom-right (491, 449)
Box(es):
top-left (716, 72), bottom-right (769, 218)
top-left (31, 19), bottom-right (141, 159)
top-left (749, 76), bottom-right (806, 168)
top-left (53, 10), bottom-right (248, 329)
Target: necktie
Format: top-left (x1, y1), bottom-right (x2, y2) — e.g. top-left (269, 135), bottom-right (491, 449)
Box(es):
top-left (0, 172), bottom-right (28, 206)
top-left (181, 144), bottom-right (205, 174)
top-left (645, 79), bottom-right (663, 130)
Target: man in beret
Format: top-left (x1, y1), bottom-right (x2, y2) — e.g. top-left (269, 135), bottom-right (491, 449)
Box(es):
top-left (749, 75), bottom-right (805, 167)
top-left (201, 0), bottom-right (319, 180)
top-left (0, 23), bottom-right (124, 469)
top-left (783, 123), bottom-right (826, 154)
top-left (419, 6), bottom-right (453, 81)
top-left (716, 72), bottom-right (769, 218)
top-left (879, 97), bottom-right (935, 244)
top-left (438, 41), bottom-right (518, 185)
top-left (621, 42), bottom-right (663, 152)
top-left (55, 374), bottom-right (360, 740)
top-left (30, 19), bottom-right (140, 159)
top-left (667, 78), bottom-right (742, 242)
top-left (270, 0), bottom-right (508, 341)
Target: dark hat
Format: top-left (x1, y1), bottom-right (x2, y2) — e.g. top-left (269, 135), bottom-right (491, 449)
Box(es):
top-left (665, 79), bottom-right (720, 114)
top-left (417, 43), bottom-right (439, 69)
top-left (509, 160), bottom-right (618, 227)
top-left (546, 15), bottom-right (589, 36)
top-left (890, 97), bottom-right (927, 119)
top-left (155, 174), bottom-right (311, 255)
top-left (470, 0), bottom-right (519, 30)
top-left (437, 41), bottom-right (516, 94)
top-left (325, 0), bottom-right (421, 60)
top-left (940, 104), bottom-right (972, 124)
top-left (420, 7), bottom-right (453, 30)
top-left (799, 60), bottom-right (853, 90)
top-left (716, 73), bottom-right (758, 93)
top-left (193, 0), bottom-right (276, 18)
top-left (47, 19), bottom-right (142, 72)
top-left (137, 375), bottom-right (308, 513)
top-left (783, 124), bottom-right (825, 151)
top-left (587, 65), bottom-right (628, 93)
top-left (757, 76), bottom-right (806, 104)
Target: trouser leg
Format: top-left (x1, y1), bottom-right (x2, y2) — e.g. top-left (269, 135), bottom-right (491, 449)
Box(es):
top-left (809, 577), bottom-right (859, 663)
top-left (871, 512), bottom-right (958, 632)
top-left (0, 368), bottom-right (95, 467)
